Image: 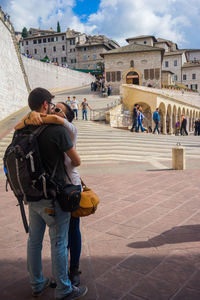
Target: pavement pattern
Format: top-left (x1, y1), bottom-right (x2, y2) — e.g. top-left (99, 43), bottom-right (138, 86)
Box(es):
top-left (1, 86), bottom-right (200, 299)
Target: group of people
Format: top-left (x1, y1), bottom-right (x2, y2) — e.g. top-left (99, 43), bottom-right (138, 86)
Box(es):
top-left (91, 80), bottom-right (112, 96)
top-left (175, 116), bottom-right (188, 136)
top-left (13, 87), bottom-right (88, 299)
top-left (66, 96), bottom-right (91, 121)
top-left (194, 120), bottom-right (200, 135)
top-left (130, 104), bottom-right (151, 133)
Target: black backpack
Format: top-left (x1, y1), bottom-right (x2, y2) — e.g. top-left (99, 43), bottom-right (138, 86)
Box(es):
top-left (3, 125), bottom-right (56, 232)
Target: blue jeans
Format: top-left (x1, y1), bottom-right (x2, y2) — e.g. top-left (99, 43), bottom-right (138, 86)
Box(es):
top-left (82, 110), bottom-right (87, 120)
top-left (153, 120), bottom-right (160, 134)
top-left (27, 199), bottom-right (72, 299)
top-left (68, 185), bottom-right (81, 269)
top-left (137, 120), bottom-right (145, 132)
top-left (73, 109), bottom-right (78, 119)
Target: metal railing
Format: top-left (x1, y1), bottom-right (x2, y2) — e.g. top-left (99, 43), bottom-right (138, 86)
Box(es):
top-left (90, 99), bottom-right (121, 121)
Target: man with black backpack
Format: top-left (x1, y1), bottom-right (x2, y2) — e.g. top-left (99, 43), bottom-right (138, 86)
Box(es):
top-left (5, 88), bottom-right (88, 299)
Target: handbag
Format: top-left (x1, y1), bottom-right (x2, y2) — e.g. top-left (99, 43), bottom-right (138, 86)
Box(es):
top-left (56, 184), bottom-right (81, 212)
top-left (71, 179), bottom-right (100, 217)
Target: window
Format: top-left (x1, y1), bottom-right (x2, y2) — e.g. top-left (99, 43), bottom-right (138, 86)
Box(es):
top-left (26, 41), bottom-right (28, 45)
top-left (83, 65), bottom-right (87, 69)
top-left (29, 31), bottom-right (32, 35)
top-left (94, 64), bottom-right (97, 69)
top-left (62, 36), bottom-right (65, 40)
top-left (51, 37), bottom-right (54, 42)
top-left (33, 40), bottom-right (37, 44)
top-left (44, 48), bottom-right (46, 53)
top-left (155, 68), bottom-right (160, 80)
top-left (93, 54), bottom-right (96, 60)
top-left (56, 37), bottom-right (58, 41)
top-left (174, 75), bottom-right (178, 81)
top-left (38, 39), bottom-right (41, 44)
top-left (70, 39), bottom-right (75, 45)
top-left (26, 50), bottom-right (29, 54)
top-left (52, 58), bottom-right (58, 63)
top-left (111, 72), bottom-right (116, 82)
top-left (48, 38), bottom-right (51, 42)
top-left (84, 47), bottom-right (87, 51)
top-left (117, 71), bottom-right (121, 81)
top-left (106, 72), bottom-right (111, 82)
top-left (34, 49), bottom-right (37, 54)
top-left (191, 84), bottom-right (198, 90)
top-left (53, 46), bottom-right (56, 52)
top-left (43, 38), bottom-right (46, 43)
top-left (130, 60), bottom-right (134, 68)
top-left (150, 69), bottom-right (154, 80)
top-left (144, 41), bottom-right (147, 44)
top-left (84, 55), bottom-right (87, 61)
top-left (62, 45), bottom-right (65, 51)
top-left (183, 74), bottom-right (186, 80)
top-left (174, 60), bottom-right (177, 66)
top-left (192, 73), bottom-right (196, 80)
top-left (71, 59), bottom-right (76, 63)
top-left (144, 69), bottom-right (149, 80)
top-left (22, 42), bottom-right (24, 46)
top-left (61, 57), bottom-right (67, 62)
top-left (165, 61), bottom-right (169, 67)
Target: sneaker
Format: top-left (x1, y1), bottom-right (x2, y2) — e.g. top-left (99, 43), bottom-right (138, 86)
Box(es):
top-left (32, 278), bottom-right (50, 297)
top-left (60, 285), bottom-right (88, 300)
top-left (69, 268), bottom-right (81, 287)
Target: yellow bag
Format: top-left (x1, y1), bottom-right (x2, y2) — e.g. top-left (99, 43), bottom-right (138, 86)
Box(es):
top-left (71, 181), bottom-right (100, 218)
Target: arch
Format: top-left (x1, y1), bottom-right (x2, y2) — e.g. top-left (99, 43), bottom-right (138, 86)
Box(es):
top-left (182, 107), bottom-right (186, 116)
top-left (123, 68), bottom-right (142, 86)
top-left (196, 111), bottom-right (198, 118)
top-left (177, 107), bottom-right (181, 122)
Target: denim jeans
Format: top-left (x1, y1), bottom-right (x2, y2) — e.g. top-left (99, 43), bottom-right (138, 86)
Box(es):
top-left (73, 109), bottom-right (78, 119)
top-left (68, 185), bottom-right (81, 269)
top-left (137, 120), bottom-right (145, 132)
top-left (27, 199), bottom-right (72, 299)
top-left (82, 109), bottom-right (87, 120)
top-left (153, 120), bottom-right (160, 134)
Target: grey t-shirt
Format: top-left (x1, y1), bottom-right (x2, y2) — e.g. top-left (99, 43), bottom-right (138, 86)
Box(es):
top-left (63, 119), bottom-right (81, 186)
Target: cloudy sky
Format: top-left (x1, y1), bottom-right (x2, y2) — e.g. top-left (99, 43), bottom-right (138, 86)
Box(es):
top-left (1, 0), bottom-right (200, 48)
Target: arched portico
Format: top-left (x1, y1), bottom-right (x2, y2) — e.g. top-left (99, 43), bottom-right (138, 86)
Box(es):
top-left (123, 68), bottom-right (142, 86)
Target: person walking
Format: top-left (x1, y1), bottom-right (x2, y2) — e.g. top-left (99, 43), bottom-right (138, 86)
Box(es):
top-left (130, 104), bottom-right (139, 132)
top-left (14, 88), bottom-right (88, 300)
top-left (71, 96), bottom-right (79, 120)
top-left (107, 84), bottom-right (112, 96)
top-left (137, 106), bottom-right (146, 132)
top-left (153, 108), bottom-right (160, 134)
top-left (180, 115), bottom-right (188, 135)
top-left (81, 98), bottom-right (91, 120)
top-left (66, 96), bottom-right (71, 107)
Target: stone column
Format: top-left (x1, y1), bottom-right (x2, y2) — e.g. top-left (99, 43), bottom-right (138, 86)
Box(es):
top-left (162, 114), bottom-right (167, 134)
top-left (168, 113), bottom-right (173, 135)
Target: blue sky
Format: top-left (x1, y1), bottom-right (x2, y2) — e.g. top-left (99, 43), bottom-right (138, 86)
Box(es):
top-left (1, 0), bottom-right (200, 49)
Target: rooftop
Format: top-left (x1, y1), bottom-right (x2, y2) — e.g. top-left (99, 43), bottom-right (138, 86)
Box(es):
top-left (101, 43), bottom-right (165, 57)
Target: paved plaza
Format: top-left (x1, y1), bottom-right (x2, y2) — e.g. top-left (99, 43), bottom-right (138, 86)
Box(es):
top-left (0, 87), bottom-right (200, 299)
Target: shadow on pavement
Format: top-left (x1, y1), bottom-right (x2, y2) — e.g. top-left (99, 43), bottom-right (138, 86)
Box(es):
top-left (127, 225), bottom-right (200, 249)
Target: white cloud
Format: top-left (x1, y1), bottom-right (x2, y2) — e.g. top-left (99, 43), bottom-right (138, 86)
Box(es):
top-left (2, 0), bottom-right (200, 47)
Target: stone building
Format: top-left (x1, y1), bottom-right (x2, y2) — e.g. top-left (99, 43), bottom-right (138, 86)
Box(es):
top-left (76, 35), bottom-right (119, 70)
top-left (102, 43), bottom-right (164, 94)
top-left (19, 28), bottom-right (119, 70)
top-left (102, 35), bottom-right (200, 94)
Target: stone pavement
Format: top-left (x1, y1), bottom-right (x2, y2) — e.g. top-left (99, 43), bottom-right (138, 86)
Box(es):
top-left (1, 86), bottom-right (200, 299)
top-left (1, 168), bottom-right (200, 300)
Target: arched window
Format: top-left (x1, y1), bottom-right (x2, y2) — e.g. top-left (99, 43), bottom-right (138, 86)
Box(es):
top-left (130, 60), bottom-right (134, 68)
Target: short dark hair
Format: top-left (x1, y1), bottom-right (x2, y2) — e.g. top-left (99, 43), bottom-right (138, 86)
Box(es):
top-left (28, 87), bottom-right (54, 111)
top-left (60, 102), bottom-right (74, 122)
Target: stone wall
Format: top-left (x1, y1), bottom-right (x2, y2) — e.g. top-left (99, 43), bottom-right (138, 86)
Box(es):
top-left (22, 56), bottom-right (94, 92)
top-left (0, 9), bottom-right (29, 121)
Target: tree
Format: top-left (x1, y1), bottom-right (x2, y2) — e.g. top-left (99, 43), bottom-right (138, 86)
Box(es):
top-left (57, 21), bottom-right (61, 33)
top-left (22, 27), bottom-right (28, 38)
top-left (96, 61), bottom-right (104, 72)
